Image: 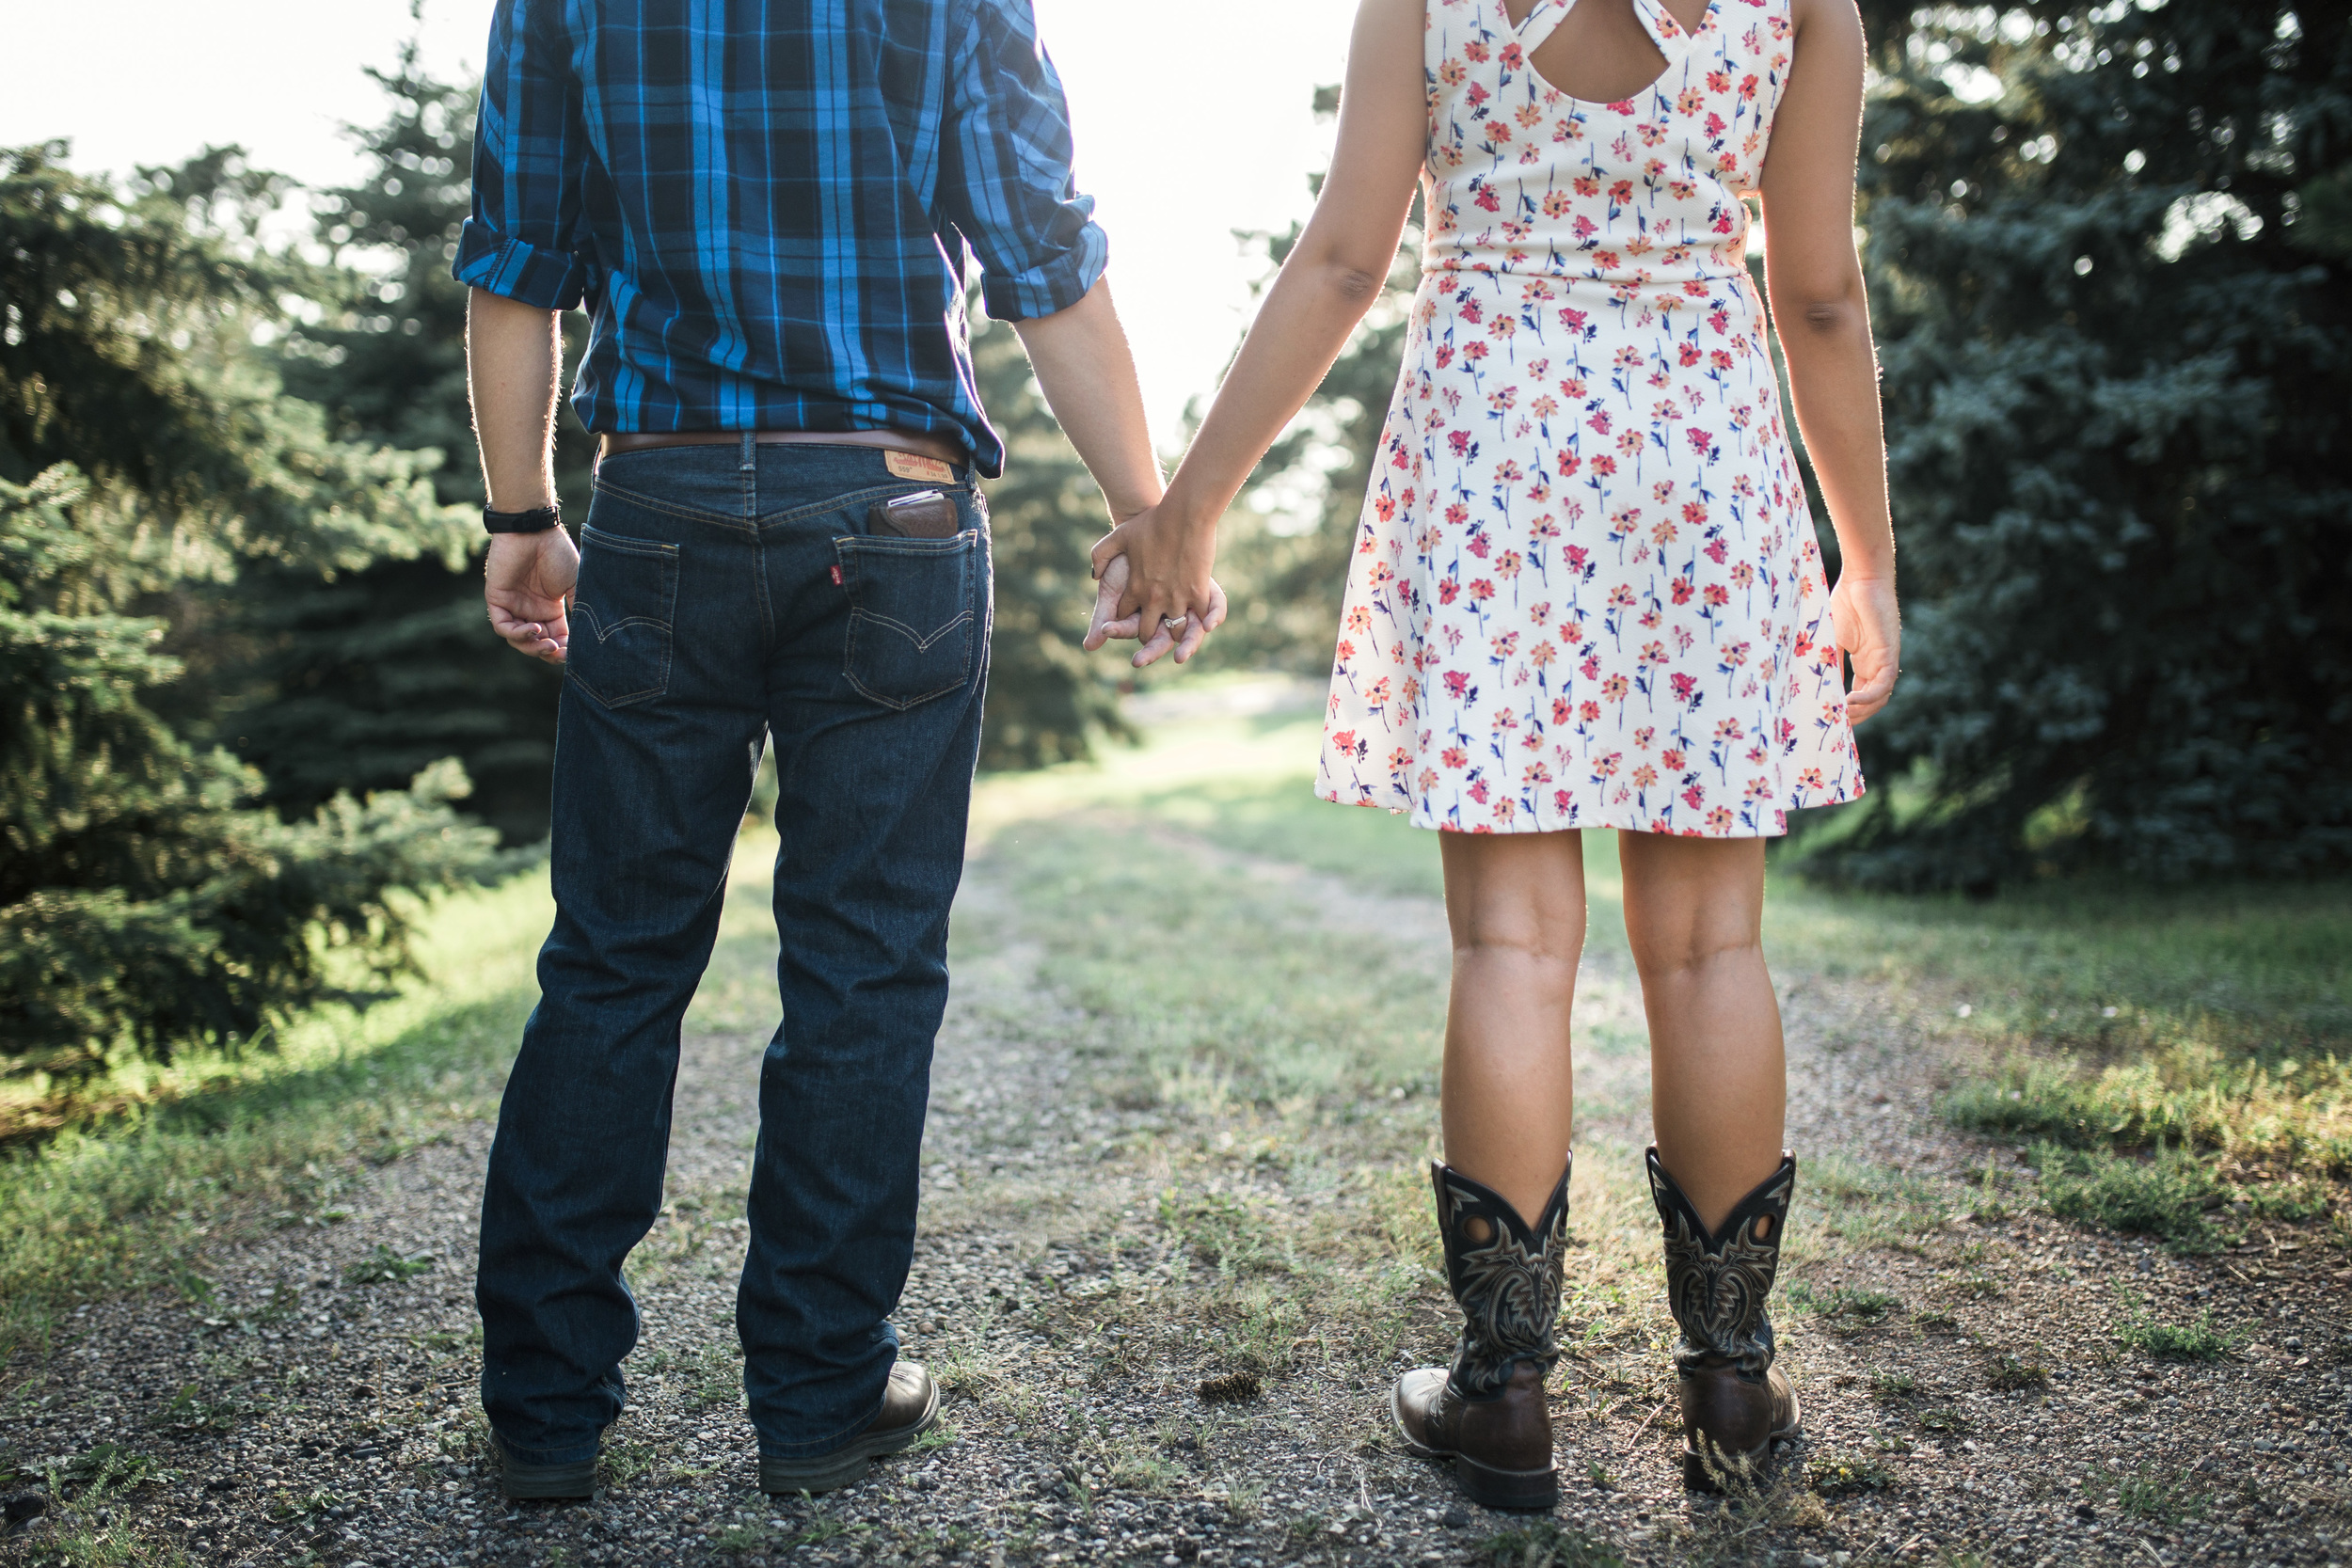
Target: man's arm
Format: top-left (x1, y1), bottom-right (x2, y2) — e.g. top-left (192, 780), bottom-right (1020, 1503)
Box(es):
top-left (1011, 277), bottom-right (1231, 664)
top-left (1010, 277), bottom-right (1161, 523)
top-left (467, 286), bottom-right (579, 664)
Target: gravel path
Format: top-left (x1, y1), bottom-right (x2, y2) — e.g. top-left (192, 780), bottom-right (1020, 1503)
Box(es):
top-left (2, 815), bottom-right (2348, 1568)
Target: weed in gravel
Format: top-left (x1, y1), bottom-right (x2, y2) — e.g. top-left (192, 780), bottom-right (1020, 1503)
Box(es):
top-left (1471, 1519), bottom-right (1628, 1567)
top-left (788, 1514), bottom-right (852, 1546)
top-left (1158, 1187), bottom-right (1288, 1276)
top-left (1869, 1368), bottom-right (1919, 1400)
top-left (1809, 1448), bottom-right (1896, 1496)
top-left (1915, 1405), bottom-right (1974, 1434)
top-left (52, 1443), bottom-right (164, 1494)
top-left (905, 1420), bottom-right (958, 1457)
top-left (2114, 1291), bottom-right (2239, 1361)
top-left (708, 1516), bottom-right (779, 1555)
top-left (683, 1342), bottom-right (742, 1409)
top-left (2033, 1141), bottom-right (2220, 1251)
top-left (2115, 1465), bottom-right (2208, 1523)
top-left (27, 1479), bottom-right (193, 1568)
top-left (264, 1487), bottom-right (344, 1522)
top-left (1107, 1443), bottom-right (1181, 1495)
top-left (1786, 1281), bottom-right (1901, 1324)
top-left (342, 1243), bottom-right (435, 1285)
top-left (1985, 1347), bottom-right (2050, 1390)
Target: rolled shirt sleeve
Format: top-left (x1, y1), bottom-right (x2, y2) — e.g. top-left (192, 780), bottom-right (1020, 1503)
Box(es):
top-left (453, 0), bottom-right (596, 309)
top-left (941, 0), bottom-right (1111, 323)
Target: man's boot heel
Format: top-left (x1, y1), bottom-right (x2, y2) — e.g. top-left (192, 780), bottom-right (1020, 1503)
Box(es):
top-left (1457, 1452), bottom-right (1561, 1512)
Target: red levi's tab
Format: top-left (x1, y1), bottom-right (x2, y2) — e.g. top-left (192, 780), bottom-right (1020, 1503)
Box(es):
top-left (830, 564), bottom-right (844, 585)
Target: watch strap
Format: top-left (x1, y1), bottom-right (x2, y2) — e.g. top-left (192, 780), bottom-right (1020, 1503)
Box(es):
top-left (484, 504), bottom-right (562, 534)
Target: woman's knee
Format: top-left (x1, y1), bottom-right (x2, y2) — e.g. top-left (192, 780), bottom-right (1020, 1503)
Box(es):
top-left (1618, 835), bottom-right (1766, 980)
top-left (1441, 832), bottom-right (1587, 955)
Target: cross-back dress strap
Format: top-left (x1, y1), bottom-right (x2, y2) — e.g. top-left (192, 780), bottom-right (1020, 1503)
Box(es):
top-left (1628, 0), bottom-right (1708, 71)
top-left (1512, 0), bottom-right (1579, 55)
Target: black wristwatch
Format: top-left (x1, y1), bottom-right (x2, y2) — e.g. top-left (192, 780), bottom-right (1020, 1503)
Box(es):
top-left (484, 504), bottom-right (562, 534)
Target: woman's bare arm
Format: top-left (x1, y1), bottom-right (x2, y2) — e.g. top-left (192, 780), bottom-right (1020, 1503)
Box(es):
top-left (1087, 0), bottom-right (1428, 666)
top-left (1756, 0), bottom-right (1899, 722)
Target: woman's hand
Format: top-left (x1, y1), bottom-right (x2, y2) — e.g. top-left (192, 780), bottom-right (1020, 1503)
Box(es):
top-left (1830, 572), bottom-right (1899, 725)
top-left (1087, 505), bottom-right (1226, 665)
top-left (1085, 548), bottom-right (1230, 667)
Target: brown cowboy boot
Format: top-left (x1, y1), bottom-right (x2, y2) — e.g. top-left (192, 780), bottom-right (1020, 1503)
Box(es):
top-left (1645, 1148), bottom-right (1801, 1492)
top-left (1391, 1156), bottom-right (1571, 1511)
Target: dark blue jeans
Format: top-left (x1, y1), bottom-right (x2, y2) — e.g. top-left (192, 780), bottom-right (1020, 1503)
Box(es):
top-left (476, 440), bottom-right (990, 1465)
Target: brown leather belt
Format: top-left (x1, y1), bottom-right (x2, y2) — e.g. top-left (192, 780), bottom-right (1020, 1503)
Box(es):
top-left (598, 428), bottom-right (965, 468)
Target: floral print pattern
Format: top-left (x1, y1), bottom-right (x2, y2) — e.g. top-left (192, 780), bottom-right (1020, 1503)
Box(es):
top-left (1315, 0), bottom-right (1862, 835)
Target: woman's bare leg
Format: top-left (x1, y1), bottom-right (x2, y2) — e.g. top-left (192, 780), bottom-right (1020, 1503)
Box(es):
top-left (1437, 830), bottom-right (1586, 1227)
top-left (1617, 831), bottom-right (1784, 1234)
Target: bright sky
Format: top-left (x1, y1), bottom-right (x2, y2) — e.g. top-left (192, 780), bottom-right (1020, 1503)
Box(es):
top-left (4, 0), bottom-right (1363, 443)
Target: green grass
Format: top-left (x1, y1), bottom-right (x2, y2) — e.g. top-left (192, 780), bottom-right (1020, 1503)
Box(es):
top-left (1984, 1348), bottom-right (2050, 1391)
top-left (2113, 1291), bottom-right (2239, 1362)
top-left (2032, 1142), bottom-right (2223, 1252)
top-left (8, 678), bottom-right (2343, 1399)
top-left (1472, 1520), bottom-right (1628, 1567)
top-left (2114, 1465), bottom-right (2209, 1524)
top-left (0, 872), bottom-right (549, 1362)
top-left (1783, 1282), bottom-right (1901, 1324)
top-left (1074, 711), bottom-right (2350, 1243)
top-left (1808, 1449), bottom-right (1896, 1496)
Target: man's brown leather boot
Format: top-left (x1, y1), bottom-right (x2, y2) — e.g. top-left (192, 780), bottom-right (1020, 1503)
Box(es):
top-left (1391, 1156), bottom-right (1570, 1511)
top-left (1645, 1148), bottom-right (1801, 1492)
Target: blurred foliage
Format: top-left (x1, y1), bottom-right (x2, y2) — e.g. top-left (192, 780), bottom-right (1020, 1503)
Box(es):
top-left (968, 316), bottom-right (1131, 768)
top-left (236, 47), bottom-right (587, 847)
top-left (1811, 0), bottom-right (2352, 887)
top-left (1211, 85), bottom-right (1425, 670)
top-left (0, 144), bottom-right (496, 1076)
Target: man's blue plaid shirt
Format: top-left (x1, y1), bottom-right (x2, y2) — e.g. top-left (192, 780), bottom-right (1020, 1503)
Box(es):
top-left (453, 0), bottom-right (1109, 475)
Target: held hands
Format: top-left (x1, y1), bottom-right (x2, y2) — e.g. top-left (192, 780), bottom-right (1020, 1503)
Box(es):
top-left (1829, 571), bottom-right (1899, 725)
top-left (1084, 505), bottom-right (1228, 668)
top-left (485, 527), bottom-right (580, 664)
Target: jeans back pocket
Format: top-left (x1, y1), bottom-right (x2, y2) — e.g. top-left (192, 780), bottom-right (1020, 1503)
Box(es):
top-left (568, 527), bottom-right (680, 709)
top-left (834, 531), bottom-right (980, 710)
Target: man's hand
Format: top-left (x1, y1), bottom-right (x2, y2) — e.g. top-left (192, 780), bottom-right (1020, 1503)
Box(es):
top-left (1829, 571), bottom-right (1899, 725)
top-left (1084, 549), bottom-right (1229, 667)
top-left (485, 528), bottom-right (580, 664)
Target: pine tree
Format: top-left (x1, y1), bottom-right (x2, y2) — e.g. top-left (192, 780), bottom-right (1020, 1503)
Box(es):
top-left (238, 46), bottom-right (594, 846)
top-left (1811, 0), bottom-right (2352, 887)
top-left (0, 144), bottom-right (494, 1074)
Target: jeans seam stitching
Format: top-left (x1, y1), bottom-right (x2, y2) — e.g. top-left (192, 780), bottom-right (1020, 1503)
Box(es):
top-left (589, 480), bottom-right (757, 531)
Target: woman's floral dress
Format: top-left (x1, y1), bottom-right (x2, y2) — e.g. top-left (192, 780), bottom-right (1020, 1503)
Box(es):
top-left (1314, 0), bottom-right (1863, 836)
